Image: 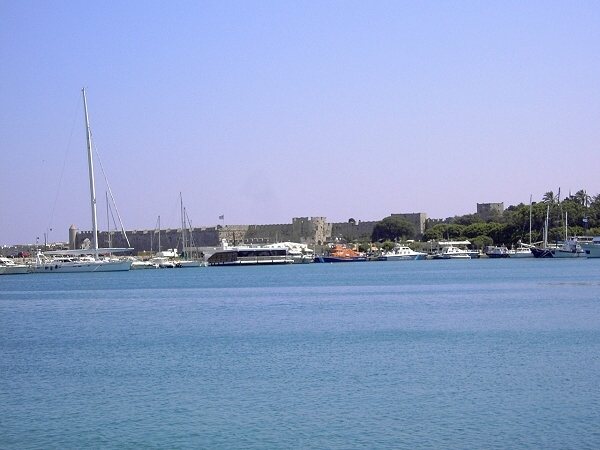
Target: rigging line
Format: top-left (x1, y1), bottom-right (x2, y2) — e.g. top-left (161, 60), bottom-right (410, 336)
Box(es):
top-left (47, 96), bottom-right (80, 234)
top-left (107, 197), bottom-right (119, 236)
top-left (90, 136), bottom-right (131, 247)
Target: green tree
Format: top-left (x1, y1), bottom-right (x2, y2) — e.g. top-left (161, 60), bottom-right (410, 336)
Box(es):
top-left (371, 216), bottom-right (415, 242)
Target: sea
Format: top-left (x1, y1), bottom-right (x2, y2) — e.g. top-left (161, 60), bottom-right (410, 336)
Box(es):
top-left (1, 259), bottom-right (600, 449)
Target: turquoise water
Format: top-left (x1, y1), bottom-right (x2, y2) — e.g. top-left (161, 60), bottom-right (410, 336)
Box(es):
top-left (2, 259), bottom-right (600, 448)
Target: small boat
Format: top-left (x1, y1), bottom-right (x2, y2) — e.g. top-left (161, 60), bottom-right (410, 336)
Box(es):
top-left (485, 246), bottom-right (509, 258)
top-left (315, 245), bottom-right (367, 263)
top-left (507, 244), bottom-right (533, 258)
top-left (129, 257), bottom-right (158, 269)
top-left (266, 242), bottom-right (314, 263)
top-left (432, 246), bottom-right (478, 259)
top-left (380, 245), bottom-right (427, 261)
top-left (0, 257), bottom-right (29, 275)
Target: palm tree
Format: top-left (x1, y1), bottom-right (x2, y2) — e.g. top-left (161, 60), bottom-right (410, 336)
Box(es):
top-left (572, 189), bottom-right (591, 207)
top-left (542, 191), bottom-right (555, 204)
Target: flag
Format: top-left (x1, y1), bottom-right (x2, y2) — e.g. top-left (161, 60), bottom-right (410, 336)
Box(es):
top-left (219, 215), bottom-right (224, 220)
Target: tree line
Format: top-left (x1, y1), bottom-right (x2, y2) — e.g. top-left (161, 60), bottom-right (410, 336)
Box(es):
top-left (371, 189), bottom-right (600, 248)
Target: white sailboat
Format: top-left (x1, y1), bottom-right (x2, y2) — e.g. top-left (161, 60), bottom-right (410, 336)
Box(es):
top-left (31, 88), bottom-right (132, 273)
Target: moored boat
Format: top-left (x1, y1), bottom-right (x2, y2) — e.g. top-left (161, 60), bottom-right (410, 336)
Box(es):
top-left (315, 244), bottom-right (367, 263)
top-left (208, 241), bottom-right (293, 266)
top-left (507, 245), bottom-right (533, 258)
top-left (485, 246), bottom-right (510, 258)
top-left (380, 245), bottom-right (427, 261)
top-left (0, 257), bottom-right (29, 275)
top-left (266, 242), bottom-right (314, 263)
top-left (31, 251), bottom-right (132, 273)
top-left (531, 238), bottom-right (587, 258)
top-left (432, 245), bottom-right (479, 259)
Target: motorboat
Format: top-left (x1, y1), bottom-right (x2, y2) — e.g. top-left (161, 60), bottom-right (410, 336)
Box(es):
top-left (150, 249), bottom-right (202, 268)
top-left (129, 257), bottom-right (158, 269)
top-left (432, 246), bottom-right (478, 259)
top-left (380, 245), bottom-right (427, 261)
top-left (0, 257), bottom-right (29, 275)
top-left (507, 245), bottom-right (533, 258)
top-left (266, 242), bottom-right (314, 263)
top-left (485, 246), bottom-right (509, 258)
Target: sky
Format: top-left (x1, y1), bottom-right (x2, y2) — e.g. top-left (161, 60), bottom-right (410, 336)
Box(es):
top-left (1, 1), bottom-right (599, 245)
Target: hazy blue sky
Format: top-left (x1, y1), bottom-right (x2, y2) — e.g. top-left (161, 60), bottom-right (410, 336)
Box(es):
top-left (1, 1), bottom-right (599, 245)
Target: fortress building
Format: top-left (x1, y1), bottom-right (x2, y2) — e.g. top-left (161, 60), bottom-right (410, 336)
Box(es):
top-left (477, 202), bottom-right (504, 220)
top-left (69, 213), bottom-right (428, 255)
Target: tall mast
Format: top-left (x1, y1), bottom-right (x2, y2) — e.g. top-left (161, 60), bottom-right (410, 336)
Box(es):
top-left (544, 204), bottom-right (549, 248)
top-left (529, 194), bottom-right (532, 246)
top-left (82, 88), bottom-right (99, 258)
top-left (180, 192), bottom-right (186, 257)
top-left (106, 191), bottom-right (111, 248)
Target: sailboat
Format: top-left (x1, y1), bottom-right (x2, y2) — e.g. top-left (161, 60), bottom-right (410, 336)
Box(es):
top-left (531, 202), bottom-right (586, 258)
top-left (31, 88), bottom-right (133, 273)
top-left (177, 193), bottom-right (202, 267)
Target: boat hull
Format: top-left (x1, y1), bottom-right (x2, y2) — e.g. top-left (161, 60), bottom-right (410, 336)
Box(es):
top-left (508, 250), bottom-right (533, 258)
top-left (531, 247), bottom-right (587, 258)
top-left (433, 254), bottom-right (473, 259)
top-left (31, 260), bottom-right (132, 273)
top-left (315, 256), bottom-right (368, 263)
top-left (382, 254), bottom-right (426, 261)
top-left (177, 260), bottom-right (203, 268)
top-left (208, 248), bottom-right (294, 266)
top-left (0, 265), bottom-right (29, 275)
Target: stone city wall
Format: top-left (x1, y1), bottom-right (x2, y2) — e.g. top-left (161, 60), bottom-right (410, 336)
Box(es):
top-left (72, 213), bottom-right (427, 254)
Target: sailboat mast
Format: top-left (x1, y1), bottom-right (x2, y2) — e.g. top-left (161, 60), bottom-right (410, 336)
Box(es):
top-left (82, 88), bottom-right (99, 258)
top-left (180, 192), bottom-right (186, 257)
top-left (529, 194), bottom-right (532, 246)
top-left (544, 204), bottom-right (549, 248)
top-left (106, 191), bottom-right (111, 248)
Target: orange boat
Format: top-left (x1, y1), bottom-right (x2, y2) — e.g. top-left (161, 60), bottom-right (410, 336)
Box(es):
top-left (315, 245), bottom-right (368, 263)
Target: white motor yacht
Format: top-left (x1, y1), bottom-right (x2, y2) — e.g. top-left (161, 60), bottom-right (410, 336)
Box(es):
top-left (381, 245), bottom-right (427, 261)
top-left (433, 246), bottom-right (477, 259)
